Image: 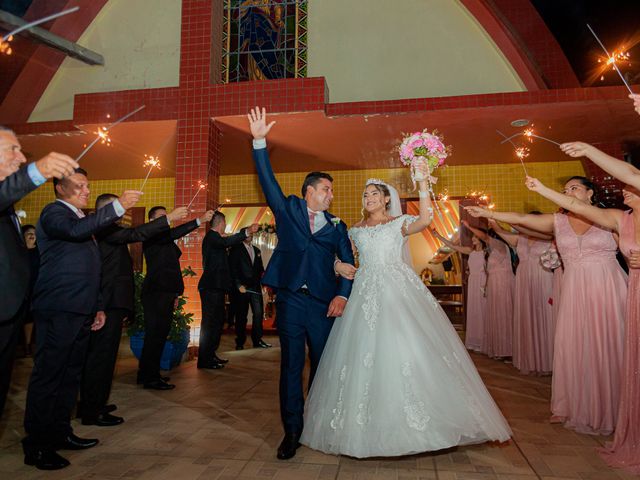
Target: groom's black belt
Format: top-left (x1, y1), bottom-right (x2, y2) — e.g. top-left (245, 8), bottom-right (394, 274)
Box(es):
top-left (298, 287), bottom-right (311, 296)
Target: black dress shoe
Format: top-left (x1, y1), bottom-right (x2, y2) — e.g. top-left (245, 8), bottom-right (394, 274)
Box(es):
top-left (277, 433), bottom-right (301, 460)
top-left (82, 412), bottom-right (124, 427)
top-left (235, 345), bottom-right (244, 350)
top-left (197, 362), bottom-right (224, 369)
top-left (253, 340), bottom-right (272, 348)
top-left (144, 379), bottom-right (176, 390)
top-left (24, 448), bottom-right (70, 470)
top-left (137, 375), bottom-right (170, 385)
top-left (213, 354), bottom-right (228, 364)
top-left (56, 433), bottom-right (99, 450)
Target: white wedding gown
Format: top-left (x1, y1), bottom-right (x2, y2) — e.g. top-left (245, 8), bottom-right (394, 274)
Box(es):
top-left (300, 215), bottom-right (512, 458)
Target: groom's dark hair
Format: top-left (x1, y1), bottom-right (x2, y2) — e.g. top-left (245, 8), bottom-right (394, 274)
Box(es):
top-left (302, 171), bottom-right (333, 197)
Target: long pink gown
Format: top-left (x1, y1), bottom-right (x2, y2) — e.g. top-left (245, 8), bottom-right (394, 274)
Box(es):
top-left (552, 213), bottom-right (627, 435)
top-left (484, 237), bottom-right (514, 358)
top-left (551, 266), bottom-right (562, 337)
top-left (465, 250), bottom-right (487, 352)
top-left (599, 211), bottom-right (640, 472)
top-left (513, 237), bottom-right (554, 374)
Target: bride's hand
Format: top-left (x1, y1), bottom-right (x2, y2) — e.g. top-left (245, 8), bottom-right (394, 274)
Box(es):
top-left (335, 261), bottom-right (357, 280)
top-left (327, 296), bottom-right (347, 317)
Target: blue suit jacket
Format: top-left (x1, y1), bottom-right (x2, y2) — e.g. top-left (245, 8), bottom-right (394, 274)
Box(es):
top-left (253, 147), bottom-right (354, 303)
top-left (33, 201), bottom-right (121, 315)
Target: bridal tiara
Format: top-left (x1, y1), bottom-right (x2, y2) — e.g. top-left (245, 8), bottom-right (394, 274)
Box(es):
top-left (365, 178), bottom-right (388, 187)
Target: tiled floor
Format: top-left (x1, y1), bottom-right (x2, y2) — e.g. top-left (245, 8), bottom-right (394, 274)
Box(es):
top-left (1, 334), bottom-right (638, 479)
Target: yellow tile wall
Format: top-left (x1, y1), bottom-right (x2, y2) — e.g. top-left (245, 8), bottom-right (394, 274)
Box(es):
top-left (219, 160), bottom-right (585, 226)
top-left (15, 177), bottom-right (175, 224)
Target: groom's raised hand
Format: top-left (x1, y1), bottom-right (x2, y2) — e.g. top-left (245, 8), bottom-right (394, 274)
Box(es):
top-left (248, 106), bottom-right (276, 140)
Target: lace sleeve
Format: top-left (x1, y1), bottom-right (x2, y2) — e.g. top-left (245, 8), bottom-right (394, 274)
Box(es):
top-left (400, 215), bottom-right (418, 237)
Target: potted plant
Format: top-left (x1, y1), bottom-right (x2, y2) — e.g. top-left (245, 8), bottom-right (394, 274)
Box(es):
top-left (128, 266), bottom-right (196, 370)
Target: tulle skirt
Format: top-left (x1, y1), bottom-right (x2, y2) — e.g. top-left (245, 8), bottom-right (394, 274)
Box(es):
top-left (301, 262), bottom-right (512, 458)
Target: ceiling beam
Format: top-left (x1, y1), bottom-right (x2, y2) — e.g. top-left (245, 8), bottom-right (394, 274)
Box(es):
top-left (0, 9), bottom-right (104, 66)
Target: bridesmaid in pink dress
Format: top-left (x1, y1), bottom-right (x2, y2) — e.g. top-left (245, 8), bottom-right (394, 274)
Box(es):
top-left (465, 222), bottom-right (514, 359)
top-left (560, 140), bottom-right (640, 472)
top-left (490, 219), bottom-right (554, 375)
top-left (433, 227), bottom-right (487, 353)
top-left (467, 176), bottom-right (627, 435)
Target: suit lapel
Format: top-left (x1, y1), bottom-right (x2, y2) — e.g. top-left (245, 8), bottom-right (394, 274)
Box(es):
top-left (297, 199), bottom-right (311, 234)
top-left (243, 244), bottom-right (253, 265)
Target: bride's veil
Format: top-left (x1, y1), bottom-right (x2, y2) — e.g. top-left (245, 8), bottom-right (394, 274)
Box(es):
top-left (364, 179), bottom-right (414, 269)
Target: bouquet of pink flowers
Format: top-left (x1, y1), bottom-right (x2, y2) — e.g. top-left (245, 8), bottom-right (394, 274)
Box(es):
top-left (398, 129), bottom-right (451, 184)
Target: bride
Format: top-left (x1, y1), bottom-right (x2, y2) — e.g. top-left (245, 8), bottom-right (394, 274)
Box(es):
top-left (300, 174), bottom-right (512, 458)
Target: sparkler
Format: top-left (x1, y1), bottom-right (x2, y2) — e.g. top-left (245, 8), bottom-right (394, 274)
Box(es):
top-left (587, 23), bottom-right (634, 94)
top-left (498, 129), bottom-right (530, 175)
top-left (496, 129), bottom-right (517, 148)
top-left (514, 146), bottom-right (530, 176)
top-left (139, 155), bottom-right (161, 191)
top-left (75, 105), bottom-right (145, 161)
top-left (1, 6), bottom-right (79, 43)
top-left (523, 128), bottom-right (561, 146)
top-left (186, 181), bottom-right (207, 210)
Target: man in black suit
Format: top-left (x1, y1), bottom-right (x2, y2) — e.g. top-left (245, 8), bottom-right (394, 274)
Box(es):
top-left (197, 212), bottom-right (258, 368)
top-left (23, 168), bottom-right (141, 470)
top-left (228, 233), bottom-right (271, 350)
top-left (0, 126), bottom-right (78, 420)
top-left (138, 205), bottom-right (214, 389)
top-left (78, 195), bottom-right (189, 426)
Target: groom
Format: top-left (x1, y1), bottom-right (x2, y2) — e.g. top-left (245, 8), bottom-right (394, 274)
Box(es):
top-left (248, 107), bottom-right (355, 460)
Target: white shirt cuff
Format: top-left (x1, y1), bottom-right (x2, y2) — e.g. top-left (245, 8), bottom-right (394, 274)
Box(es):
top-left (112, 199), bottom-right (126, 217)
top-left (196, 218), bottom-right (201, 226)
top-left (253, 138), bottom-right (267, 150)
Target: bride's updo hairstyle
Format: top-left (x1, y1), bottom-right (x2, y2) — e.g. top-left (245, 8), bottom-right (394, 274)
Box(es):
top-left (362, 180), bottom-right (391, 218)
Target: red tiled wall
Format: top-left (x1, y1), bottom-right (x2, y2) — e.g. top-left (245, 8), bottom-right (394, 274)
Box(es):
top-left (326, 85), bottom-right (633, 116)
top-left (492, 0), bottom-right (580, 89)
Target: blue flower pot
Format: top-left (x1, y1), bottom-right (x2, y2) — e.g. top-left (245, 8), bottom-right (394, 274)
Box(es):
top-left (129, 330), bottom-right (190, 371)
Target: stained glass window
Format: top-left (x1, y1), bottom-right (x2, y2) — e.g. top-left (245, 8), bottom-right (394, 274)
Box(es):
top-left (221, 0), bottom-right (307, 83)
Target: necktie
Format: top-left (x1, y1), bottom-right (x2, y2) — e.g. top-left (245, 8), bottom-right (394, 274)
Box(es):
top-left (8, 207), bottom-right (22, 237)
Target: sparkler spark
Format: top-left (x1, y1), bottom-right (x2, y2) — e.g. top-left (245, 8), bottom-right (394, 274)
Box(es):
top-left (515, 146), bottom-right (530, 159)
top-left (97, 127), bottom-right (111, 146)
top-left (0, 36), bottom-right (13, 55)
top-left (187, 181), bottom-right (208, 209)
top-left (587, 24), bottom-right (634, 94)
top-left (139, 155), bottom-right (161, 191)
top-left (75, 105), bottom-right (145, 161)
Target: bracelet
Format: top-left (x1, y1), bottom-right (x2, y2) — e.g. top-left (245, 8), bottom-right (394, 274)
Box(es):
top-left (418, 190), bottom-right (429, 198)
